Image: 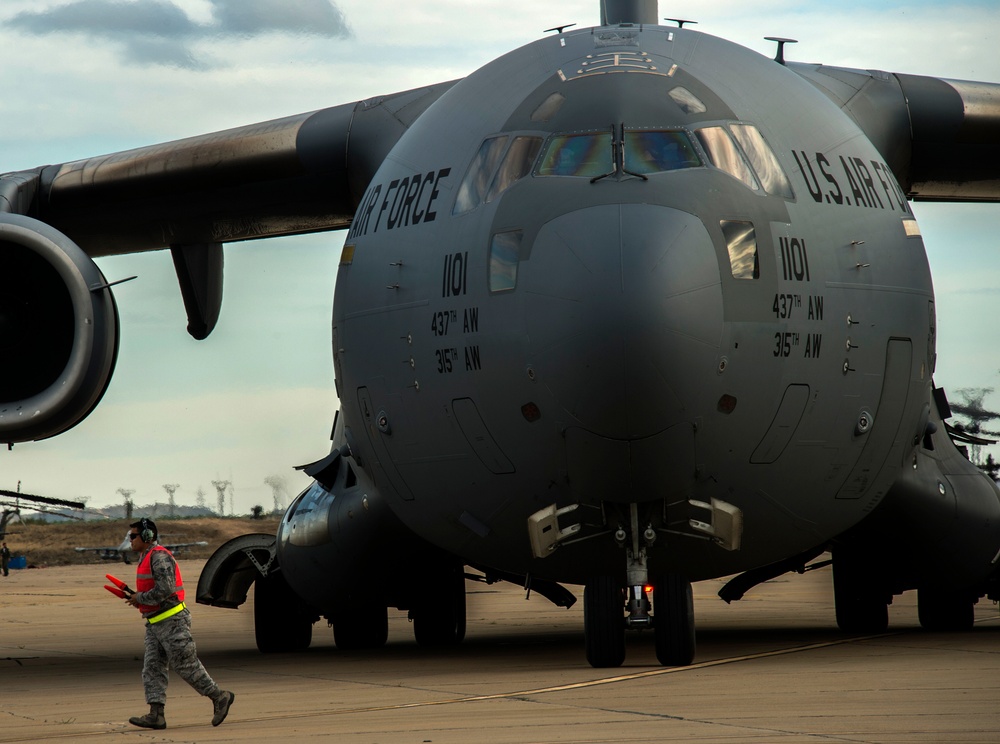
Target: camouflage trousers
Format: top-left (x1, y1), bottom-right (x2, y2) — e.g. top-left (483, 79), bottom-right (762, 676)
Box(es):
top-left (142, 611), bottom-right (220, 705)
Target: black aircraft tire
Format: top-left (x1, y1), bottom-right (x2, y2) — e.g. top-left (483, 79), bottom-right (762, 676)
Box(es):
top-left (654, 574), bottom-right (696, 667)
top-left (584, 575), bottom-right (625, 668)
top-left (832, 556), bottom-right (888, 634)
top-left (834, 590), bottom-right (888, 633)
top-left (412, 566), bottom-right (466, 647)
top-left (333, 603), bottom-right (389, 650)
top-left (918, 588), bottom-right (975, 631)
top-left (254, 574), bottom-right (313, 653)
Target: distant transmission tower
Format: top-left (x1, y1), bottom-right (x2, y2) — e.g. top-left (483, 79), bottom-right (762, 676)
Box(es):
top-left (264, 475), bottom-right (287, 513)
top-left (211, 480), bottom-right (230, 517)
top-left (117, 488), bottom-right (135, 520)
top-left (162, 484), bottom-right (180, 517)
top-left (195, 486), bottom-right (206, 509)
top-left (952, 388), bottom-right (1000, 466)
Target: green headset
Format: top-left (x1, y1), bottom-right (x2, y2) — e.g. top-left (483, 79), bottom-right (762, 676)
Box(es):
top-left (138, 518), bottom-right (156, 543)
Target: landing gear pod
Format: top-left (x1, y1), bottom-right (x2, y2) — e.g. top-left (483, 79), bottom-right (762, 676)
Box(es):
top-left (0, 213), bottom-right (119, 443)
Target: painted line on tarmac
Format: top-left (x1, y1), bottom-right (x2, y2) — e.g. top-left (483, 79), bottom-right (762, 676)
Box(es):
top-left (8, 633), bottom-right (893, 742)
top-left (20, 625), bottom-right (1000, 741)
top-left (239, 631), bottom-right (898, 721)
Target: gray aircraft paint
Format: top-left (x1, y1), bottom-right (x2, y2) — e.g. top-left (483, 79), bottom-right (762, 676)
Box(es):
top-left (329, 22), bottom-right (936, 582)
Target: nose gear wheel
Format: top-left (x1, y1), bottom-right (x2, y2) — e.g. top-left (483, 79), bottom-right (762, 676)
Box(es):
top-left (653, 573), bottom-right (695, 666)
top-left (584, 575), bottom-right (625, 668)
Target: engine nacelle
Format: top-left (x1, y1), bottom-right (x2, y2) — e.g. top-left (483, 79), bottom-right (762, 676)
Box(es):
top-left (276, 450), bottom-right (458, 615)
top-left (0, 213), bottom-right (119, 443)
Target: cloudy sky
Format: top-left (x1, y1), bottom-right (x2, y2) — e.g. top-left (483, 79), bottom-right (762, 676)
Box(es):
top-left (1, 0), bottom-right (998, 514)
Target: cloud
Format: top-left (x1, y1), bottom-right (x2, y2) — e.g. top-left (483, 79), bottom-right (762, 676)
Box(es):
top-left (210, 0), bottom-right (349, 36)
top-left (8, 0), bottom-right (350, 69)
top-left (8, 0), bottom-right (196, 37)
top-left (121, 36), bottom-right (210, 69)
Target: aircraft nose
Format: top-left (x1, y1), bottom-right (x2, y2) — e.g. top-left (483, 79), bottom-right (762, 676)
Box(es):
top-left (523, 204), bottom-right (723, 439)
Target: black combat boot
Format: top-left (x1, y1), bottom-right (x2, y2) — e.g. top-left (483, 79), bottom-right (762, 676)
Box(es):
top-left (212, 690), bottom-right (235, 726)
top-left (129, 702), bottom-right (166, 729)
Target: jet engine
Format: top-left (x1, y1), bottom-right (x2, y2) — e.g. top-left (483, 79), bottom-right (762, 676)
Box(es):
top-left (0, 213), bottom-right (119, 444)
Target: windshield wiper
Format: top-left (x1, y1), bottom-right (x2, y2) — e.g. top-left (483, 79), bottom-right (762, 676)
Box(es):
top-left (590, 123), bottom-right (648, 183)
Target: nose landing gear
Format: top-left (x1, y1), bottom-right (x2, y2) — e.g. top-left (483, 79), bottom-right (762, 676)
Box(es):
top-left (528, 498), bottom-right (727, 669)
top-left (582, 505), bottom-right (696, 669)
top-left (584, 575), bottom-right (626, 667)
top-left (583, 574), bottom-right (696, 668)
top-left (653, 572), bottom-right (696, 666)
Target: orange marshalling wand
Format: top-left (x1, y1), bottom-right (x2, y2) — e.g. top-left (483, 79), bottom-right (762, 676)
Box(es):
top-left (104, 574), bottom-right (134, 599)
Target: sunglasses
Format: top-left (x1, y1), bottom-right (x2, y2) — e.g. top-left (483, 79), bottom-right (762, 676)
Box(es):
top-left (128, 533), bottom-right (141, 540)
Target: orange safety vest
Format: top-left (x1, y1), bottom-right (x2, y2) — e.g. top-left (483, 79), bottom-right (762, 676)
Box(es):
top-left (135, 545), bottom-right (186, 622)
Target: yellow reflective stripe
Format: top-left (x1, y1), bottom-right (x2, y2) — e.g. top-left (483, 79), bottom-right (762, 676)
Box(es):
top-left (148, 602), bottom-right (186, 624)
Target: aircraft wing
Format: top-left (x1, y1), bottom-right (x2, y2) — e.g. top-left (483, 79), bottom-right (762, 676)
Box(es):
top-left (74, 536), bottom-right (132, 563)
top-left (789, 64), bottom-right (1000, 202)
top-left (161, 541), bottom-right (209, 553)
top-left (72, 540), bottom-right (208, 563)
top-left (0, 79), bottom-right (456, 444)
top-left (0, 79), bottom-right (457, 257)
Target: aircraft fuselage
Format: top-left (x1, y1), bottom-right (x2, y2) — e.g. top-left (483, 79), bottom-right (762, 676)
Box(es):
top-left (329, 24), bottom-right (932, 585)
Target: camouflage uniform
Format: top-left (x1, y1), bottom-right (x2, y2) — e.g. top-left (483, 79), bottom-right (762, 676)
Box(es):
top-left (135, 545), bottom-right (222, 705)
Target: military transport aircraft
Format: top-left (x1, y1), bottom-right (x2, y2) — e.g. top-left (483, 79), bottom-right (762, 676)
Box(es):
top-left (3, 0), bottom-right (1000, 667)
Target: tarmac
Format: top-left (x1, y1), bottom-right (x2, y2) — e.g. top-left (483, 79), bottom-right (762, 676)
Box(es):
top-left (2, 558), bottom-right (1000, 743)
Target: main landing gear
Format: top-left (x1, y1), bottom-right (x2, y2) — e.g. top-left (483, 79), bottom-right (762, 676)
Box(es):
top-left (832, 551), bottom-right (889, 633)
top-left (254, 572), bottom-right (314, 653)
top-left (331, 595), bottom-right (389, 650)
top-left (330, 564), bottom-right (467, 650)
top-left (409, 564), bottom-right (467, 646)
top-left (832, 550), bottom-right (976, 633)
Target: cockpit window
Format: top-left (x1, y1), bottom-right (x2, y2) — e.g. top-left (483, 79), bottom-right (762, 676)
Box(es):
top-left (486, 136), bottom-right (543, 202)
top-left (454, 136), bottom-right (509, 214)
top-left (695, 127), bottom-right (759, 190)
top-left (720, 220), bottom-right (759, 280)
top-left (489, 230), bottom-right (523, 293)
top-left (536, 132), bottom-right (613, 177)
top-left (623, 131), bottom-right (701, 174)
top-left (668, 86), bottom-right (707, 114)
top-left (455, 135), bottom-right (543, 214)
top-left (531, 92), bottom-right (567, 122)
top-left (729, 123), bottom-right (794, 199)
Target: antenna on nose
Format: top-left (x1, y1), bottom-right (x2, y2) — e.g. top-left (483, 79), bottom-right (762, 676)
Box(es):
top-left (764, 36), bottom-right (797, 65)
top-left (601, 0), bottom-right (658, 25)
